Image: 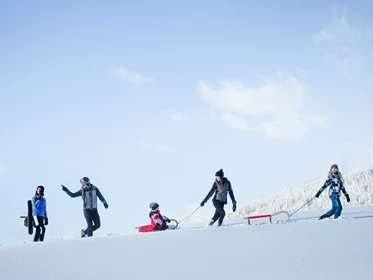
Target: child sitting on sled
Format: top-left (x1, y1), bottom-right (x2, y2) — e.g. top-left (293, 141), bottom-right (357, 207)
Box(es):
top-left (149, 202), bottom-right (170, 231)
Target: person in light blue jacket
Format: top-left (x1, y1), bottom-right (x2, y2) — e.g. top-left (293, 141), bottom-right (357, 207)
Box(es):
top-left (32, 186), bottom-right (48, 242)
top-left (315, 164), bottom-right (351, 220)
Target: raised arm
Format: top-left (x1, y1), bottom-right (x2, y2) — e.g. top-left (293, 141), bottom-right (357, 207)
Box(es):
top-left (61, 185), bottom-right (82, 198)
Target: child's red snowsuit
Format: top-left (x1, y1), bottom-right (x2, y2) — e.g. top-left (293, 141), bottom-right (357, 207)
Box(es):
top-left (150, 210), bottom-right (170, 231)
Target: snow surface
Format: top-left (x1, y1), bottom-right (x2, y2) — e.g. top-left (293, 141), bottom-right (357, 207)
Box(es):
top-left (1, 206), bottom-right (372, 280)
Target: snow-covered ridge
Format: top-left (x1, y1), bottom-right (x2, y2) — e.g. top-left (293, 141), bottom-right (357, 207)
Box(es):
top-left (231, 168), bottom-right (373, 218)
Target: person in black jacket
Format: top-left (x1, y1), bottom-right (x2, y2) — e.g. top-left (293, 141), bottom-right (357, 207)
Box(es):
top-left (200, 169), bottom-right (237, 226)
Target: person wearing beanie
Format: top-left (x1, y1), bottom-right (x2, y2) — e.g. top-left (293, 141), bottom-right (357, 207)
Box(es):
top-left (149, 202), bottom-right (170, 231)
top-left (200, 169), bottom-right (237, 226)
top-left (315, 164), bottom-right (350, 220)
top-left (61, 177), bottom-right (109, 238)
top-left (32, 186), bottom-right (48, 242)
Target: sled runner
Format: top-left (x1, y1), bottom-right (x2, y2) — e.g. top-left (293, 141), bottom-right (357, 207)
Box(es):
top-left (244, 210), bottom-right (290, 225)
top-left (136, 219), bottom-right (179, 233)
top-left (20, 200), bottom-right (33, 235)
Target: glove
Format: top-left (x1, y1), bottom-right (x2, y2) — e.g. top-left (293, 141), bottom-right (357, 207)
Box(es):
top-left (200, 200), bottom-right (205, 207)
top-left (103, 202), bottom-right (109, 209)
top-left (167, 218), bottom-right (171, 223)
top-left (36, 196), bottom-right (41, 200)
top-left (44, 218), bottom-right (48, 226)
top-left (232, 201), bottom-right (237, 212)
top-left (315, 191), bottom-right (321, 198)
top-left (346, 194), bottom-right (350, 203)
top-left (61, 185), bottom-right (68, 192)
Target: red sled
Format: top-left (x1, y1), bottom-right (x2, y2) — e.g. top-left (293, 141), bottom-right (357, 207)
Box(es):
top-left (137, 225), bottom-right (158, 233)
top-left (136, 219), bottom-right (179, 233)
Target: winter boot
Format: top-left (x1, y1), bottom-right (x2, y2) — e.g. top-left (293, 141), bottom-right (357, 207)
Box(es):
top-left (39, 234), bottom-right (44, 242)
top-left (208, 219), bottom-right (215, 226)
top-left (318, 214), bottom-right (328, 220)
top-left (81, 229), bottom-right (87, 238)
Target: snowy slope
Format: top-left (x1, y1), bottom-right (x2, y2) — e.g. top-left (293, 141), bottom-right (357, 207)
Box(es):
top-left (230, 168), bottom-right (373, 218)
top-left (1, 207), bottom-right (372, 280)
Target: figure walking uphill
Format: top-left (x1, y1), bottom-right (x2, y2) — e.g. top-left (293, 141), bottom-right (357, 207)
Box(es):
top-left (200, 169), bottom-right (237, 226)
top-left (315, 164), bottom-right (351, 220)
top-left (62, 177), bottom-right (109, 237)
top-left (149, 202), bottom-right (170, 231)
top-left (32, 186), bottom-right (48, 242)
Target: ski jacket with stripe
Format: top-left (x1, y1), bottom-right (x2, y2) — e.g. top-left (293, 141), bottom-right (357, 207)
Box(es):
top-left (318, 174), bottom-right (348, 197)
top-left (202, 177), bottom-right (236, 205)
top-left (64, 184), bottom-right (107, 210)
top-left (32, 195), bottom-right (48, 218)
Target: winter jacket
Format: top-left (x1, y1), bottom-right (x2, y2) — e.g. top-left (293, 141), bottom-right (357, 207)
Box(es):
top-left (149, 210), bottom-right (168, 229)
top-left (32, 195), bottom-right (48, 218)
top-left (64, 184), bottom-right (107, 210)
top-left (203, 177), bottom-right (236, 204)
top-left (318, 174), bottom-right (348, 197)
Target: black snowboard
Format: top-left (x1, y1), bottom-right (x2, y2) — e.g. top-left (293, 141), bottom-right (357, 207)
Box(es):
top-left (27, 200), bottom-right (33, 235)
top-left (20, 200), bottom-right (33, 235)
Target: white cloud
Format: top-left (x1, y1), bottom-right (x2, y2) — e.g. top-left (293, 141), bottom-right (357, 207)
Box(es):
top-left (141, 143), bottom-right (175, 152)
top-left (198, 74), bottom-right (323, 140)
top-left (0, 164), bottom-right (6, 175)
top-left (313, 9), bottom-right (357, 44)
top-left (313, 8), bottom-right (369, 79)
top-left (112, 67), bottom-right (154, 84)
top-left (221, 113), bottom-right (249, 131)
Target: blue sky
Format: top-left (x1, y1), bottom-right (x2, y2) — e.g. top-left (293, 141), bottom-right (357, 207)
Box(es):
top-left (1, 0), bottom-right (373, 244)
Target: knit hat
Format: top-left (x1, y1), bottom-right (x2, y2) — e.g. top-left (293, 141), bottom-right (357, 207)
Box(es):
top-left (215, 169), bottom-right (224, 177)
top-left (80, 177), bottom-right (90, 185)
top-left (35, 185), bottom-right (44, 196)
top-left (330, 164), bottom-right (339, 171)
top-left (149, 202), bottom-right (159, 211)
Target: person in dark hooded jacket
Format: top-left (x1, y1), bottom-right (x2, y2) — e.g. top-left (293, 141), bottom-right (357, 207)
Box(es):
top-left (200, 169), bottom-right (237, 226)
top-left (61, 177), bottom-right (109, 237)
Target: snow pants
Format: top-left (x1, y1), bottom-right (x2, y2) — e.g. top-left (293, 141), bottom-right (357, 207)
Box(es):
top-left (326, 195), bottom-right (343, 218)
top-left (83, 208), bottom-right (101, 237)
top-left (33, 215), bottom-right (46, 242)
top-left (211, 200), bottom-right (226, 226)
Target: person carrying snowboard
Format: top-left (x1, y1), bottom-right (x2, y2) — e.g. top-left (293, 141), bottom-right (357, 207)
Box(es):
top-left (61, 177), bottom-right (109, 237)
top-left (149, 202), bottom-right (170, 231)
top-left (315, 164), bottom-right (350, 220)
top-left (200, 169), bottom-right (237, 226)
top-left (32, 185), bottom-right (48, 242)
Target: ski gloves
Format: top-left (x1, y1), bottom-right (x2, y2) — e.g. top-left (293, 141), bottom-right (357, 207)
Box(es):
top-left (61, 185), bottom-right (68, 192)
top-left (44, 218), bottom-right (48, 226)
top-left (200, 200), bottom-right (237, 212)
top-left (315, 191), bottom-right (321, 198)
top-left (103, 202), bottom-right (109, 209)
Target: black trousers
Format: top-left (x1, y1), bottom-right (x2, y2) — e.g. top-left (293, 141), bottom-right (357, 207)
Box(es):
top-left (33, 215), bottom-right (46, 242)
top-left (211, 200), bottom-right (226, 226)
top-left (83, 208), bottom-right (101, 237)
